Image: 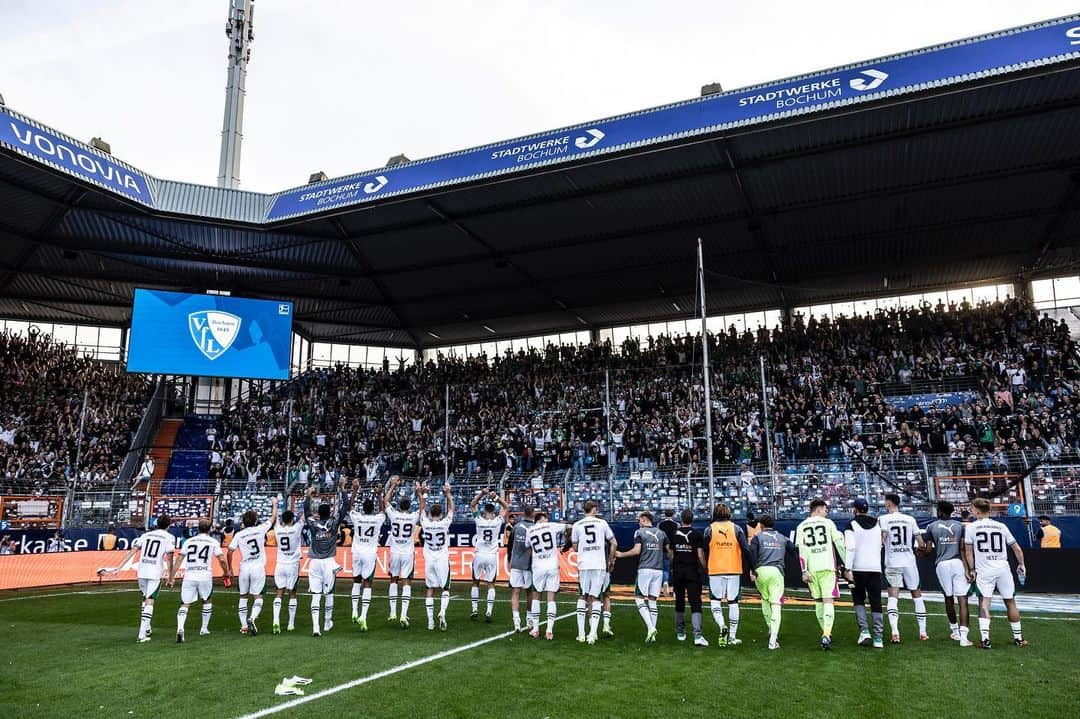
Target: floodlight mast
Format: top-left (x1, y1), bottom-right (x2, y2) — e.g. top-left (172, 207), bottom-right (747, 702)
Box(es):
top-left (217, 0), bottom-right (255, 189)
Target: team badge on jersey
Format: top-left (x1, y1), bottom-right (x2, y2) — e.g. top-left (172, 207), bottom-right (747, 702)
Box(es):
top-left (188, 310), bottom-right (241, 360)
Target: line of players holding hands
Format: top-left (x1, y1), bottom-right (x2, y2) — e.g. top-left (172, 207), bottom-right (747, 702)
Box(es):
top-left (107, 478), bottom-right (1029, 651)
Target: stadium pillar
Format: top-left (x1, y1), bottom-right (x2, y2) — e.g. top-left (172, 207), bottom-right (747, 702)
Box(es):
top-left (697, 239), bottom-right (715, 504)
top-left (1014, 278), bottom-right (1033, 304)
top-left (760, 356), bottom-right (775, 513)
top-left (444, 384), bottom-right (450, 483)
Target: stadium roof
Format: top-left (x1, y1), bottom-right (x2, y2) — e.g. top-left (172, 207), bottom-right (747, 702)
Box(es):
top-left (3, 15), bottom-right (1080, 348)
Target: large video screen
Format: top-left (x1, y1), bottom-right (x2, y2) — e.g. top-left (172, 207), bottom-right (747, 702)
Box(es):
top-left (127, 289), bottom-right (293, 380)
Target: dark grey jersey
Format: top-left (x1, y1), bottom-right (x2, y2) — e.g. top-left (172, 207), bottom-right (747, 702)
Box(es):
top-left (509, 519), bottom-right (534, 571)
top-left (922, 519), bottom-right (964, 564)
top-left (304, 494), bottom-right (348, 560)
top-left (748, 529), bottom-right (794, 571)
top-left (634, 527), bottom-right (668, 571)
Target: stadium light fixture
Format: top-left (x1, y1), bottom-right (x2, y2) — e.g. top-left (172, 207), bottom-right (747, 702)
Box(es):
top-left (90, 137), bottom-right (112, 154)
top-left (672, 301), bottom-right (681, 312)
top-left (575, 314), bottom-right (588, 326)
top-left (701, 82), bottom-right (724, 96)
top-left (427, 331), bottom-right (441, 339)
top-left (483, 325), bottom-right (495, 334)
top-left (308, 171), bottom-right (329, 184)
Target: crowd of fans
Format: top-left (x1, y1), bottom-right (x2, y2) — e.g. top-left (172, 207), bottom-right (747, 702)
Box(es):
top-left (214, 297), bottom-right (1078, 495)
top-left (0, 330), bottom-right (153, 493)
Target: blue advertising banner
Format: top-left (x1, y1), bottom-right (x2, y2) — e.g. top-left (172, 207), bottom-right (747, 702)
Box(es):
top-left (0, 108), bottom-right (152, 206)
top-left (126, 289), bottom-right (293, 380)
top-left (884, 391), bottom-right (980, 411)
top-left (265, 17), bottom-right (1080, 221)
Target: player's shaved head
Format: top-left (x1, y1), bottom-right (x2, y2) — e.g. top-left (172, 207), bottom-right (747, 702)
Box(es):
top-left (712, 503), bottom-right (732, 521)
top-left (362, 499), bottom-right (374, 514)
top-left (198, 518), bottom-right (212, 533)
top-left (155, 514), bottom-right (171, 530)
top-left (242, 510), bottom-right (258, 527)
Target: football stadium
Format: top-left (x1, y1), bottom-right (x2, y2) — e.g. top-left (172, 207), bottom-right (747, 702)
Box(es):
top-left (3, 3), bottom-right (1080, 717)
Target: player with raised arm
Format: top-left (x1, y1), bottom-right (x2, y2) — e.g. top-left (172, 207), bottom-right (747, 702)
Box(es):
top-left (615, 511), bottom-right (667, 643)
top-left (175, 518), bottom-right (229, 643)
top-left (702, 503), bottom-right (750, 646)
top-left (795, 499), bottom-right (847, 650)
top-left (748, 514), bottom-right (796, 650)
top-left (508, 507), bottom-right (538, 632)
top-left (844, 498), bottom-right (884, 648)
top-left (469, 487), bottom-right (506, 622)
top-left (419, 481), bottom-right (455, 631)
top-left (964, 497), bottom-right (1028, 648)
top-left (271, 506), bottom-right (303, 634)
top-left (228, 498), bottom-right (278, 636)
top-left (108, 514), bottom-right (177, 642)
top-left (384, 476), bottom-right (420, 628)
top-left (922, 500), bottom-right (971, 645)
top-left (348, 477), bottom-right (386, 631)
top-left (572, 500), bottom-right (617, 644)
top-left (878, 493), bottom-right (928, 642)
top-left (302, 480), bottom-right (349, 636)
top-left (525, 510), bottom-right (569, 640)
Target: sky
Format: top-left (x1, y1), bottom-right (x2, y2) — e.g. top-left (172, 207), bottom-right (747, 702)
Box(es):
top-left (2, 0), bottom-right (1078, 193)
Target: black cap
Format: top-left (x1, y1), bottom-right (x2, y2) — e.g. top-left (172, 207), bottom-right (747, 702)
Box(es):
top-left (853, 498), bottom-right (869, 512)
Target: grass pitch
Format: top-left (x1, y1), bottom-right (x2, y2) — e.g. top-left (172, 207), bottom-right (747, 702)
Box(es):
top-left (2, 582), bottom-right (1078, 719)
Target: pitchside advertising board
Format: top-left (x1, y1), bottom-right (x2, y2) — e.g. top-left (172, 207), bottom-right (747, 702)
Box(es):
top-left (126, 289), bottom-right (293, 380)
top-left (264, 17), bottom-right (1080, 220)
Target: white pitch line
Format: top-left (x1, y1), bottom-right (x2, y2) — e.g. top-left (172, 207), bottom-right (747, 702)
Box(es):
top-left (0, 587), bottom-right (139, 603)
top-left (233, 611), bottom-right (577, 719)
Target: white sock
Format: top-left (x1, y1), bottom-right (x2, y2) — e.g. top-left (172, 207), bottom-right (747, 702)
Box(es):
top-left (352, 584), bottom-right (361, 616)
top-left (426, 597), bottom-right (435, 625)
top-left (176, 605), bottom-right (188, 633)
top-left (139, 602), bottom-right (154, 637)
top-left (959, 625), bottom-right (970, 640)
top-left (530, 599), bottom-right (541, 631)
top-left (388, 583), bottom-right (399, 617)
top-left (440, 591), bottom-right (450, 619)
top-left (576, 598), bottom-right (587, 636)
top-left (361, 587), bottom-right (372, 621)
top-left (471, 586), bottom-right (479, 613)
top-left (1010, 621), bottom-right (1023, 640)
top-left (401, 585), bottom-right (411, 618)
top-left (251, 597), bottom-right (263, 621)
top-left (648, 599), bottom-right (658, 632)
top-left (311, 594), bottom-right (321, 630)
top-left (201, 603), bottom-right (212, 632)
top-left (949, 621), bottom-right (959, 634)
top-left (589, 601), bottom-right (601, 638)
top-left (728, 602), bottom-right (740, 640)
top-left (887, 597), bottom-right (899, 635)
top-left (913, 597), bottom-right (927, 635)
top-left (486, 587), bottom-right (496, 616)
top-left (287, 597), bottom-right (297, 626)
top-left (546, 601), bottom-right (557, 634)
top-left (636, 598), bottom-right (651, 630)
top-left (710, 600), bottom-right (725, 630)
top-left (238, 598), bottom-right (249, 628)
top-left (603, 610), bottom-right (612, 631)
top-left (323, 594), bottom-right (334, 629)
top-left (272, 597), bottom-right (282, 625)
top-left (513, 606), bottom-right (522, 630)
top-left (979, 616), bottom-right (991, 641)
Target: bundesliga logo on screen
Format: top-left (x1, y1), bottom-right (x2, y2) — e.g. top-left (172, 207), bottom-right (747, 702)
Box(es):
top-left (188, 310), bottom-right (241, 360)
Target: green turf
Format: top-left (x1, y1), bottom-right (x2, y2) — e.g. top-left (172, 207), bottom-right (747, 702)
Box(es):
top-left (2, 582), bottom-right (1078, 719)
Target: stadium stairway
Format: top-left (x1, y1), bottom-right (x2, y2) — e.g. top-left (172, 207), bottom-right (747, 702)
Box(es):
top-left (141, 418), bottom-right (181, 498)
top-left (160, 417), bottom-right (217, 495)
top-left (1045, 306), bottom-right (1080, 340)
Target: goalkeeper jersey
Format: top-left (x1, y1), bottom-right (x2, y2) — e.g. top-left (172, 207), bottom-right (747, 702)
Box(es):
top-left (795, 515), bottom-right (846, 573)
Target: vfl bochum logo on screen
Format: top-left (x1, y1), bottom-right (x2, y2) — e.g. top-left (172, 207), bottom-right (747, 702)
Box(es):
top-left (188, 310), bottom-right (241, 360)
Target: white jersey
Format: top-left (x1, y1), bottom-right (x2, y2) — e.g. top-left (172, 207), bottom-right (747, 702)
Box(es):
top-left (274, 522), bottom-right (304, 565)
top-left (179, 533), bottom-right (223, 582)
top-left (964, 517), bottom-right (1017, 574)
top-left (134, 529), bottom-right (177, 580)
top-left (349, 511), bottom-right (386, 553)
top-left (571, 516), bottom-right (614, 571)
top-left (878, 512), bottom-right (920, 568)
top-left (526, 522), bottom-right (567, 573)
top-left (229, 520), bottom-right (273, 566)
top-left (421, 511), bottom-right (454, 559)
top-left (472, 515), bottom-right (505, 557)
top-left (386, 507), bottom-right (420, 555)
top-left (844, 518), bottom-right (884, 573)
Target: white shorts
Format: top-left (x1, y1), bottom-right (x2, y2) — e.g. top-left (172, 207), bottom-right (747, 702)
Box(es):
top-left (935, 558), bottom-right (968, 597)
top-left (138, 577), bottom-right (161, 599)
top-left (509, 568), bottom-right (533, 589)
top-left (472, 554), bottom-right (498, 583)
top-left (708, 574), bottom-right (742, 601)
top-left (238, 564), bottom-right (267, 595)
top-left (636, 568), bottom-right (663, 598)
top-left (180, 578), bottom-right (213, 604)
top-left (533, 568), bottom-right (560, 594)
top-left (579, 569), bottom-right (606, 597)
top-left (308, 557), bottom-right (339, 595)
top-left (885, 565), bottom-right (921, 591)
top-left (388, 551), bottom-right (415, 579)
top-left (425, 555), bottom-right (451, 589)
top-left (351, 551), bottom-right (377, 582)
top-left (976, 569), bottom-right (1016, 600)
top-left (274, 562), bottom-right (300, 592)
